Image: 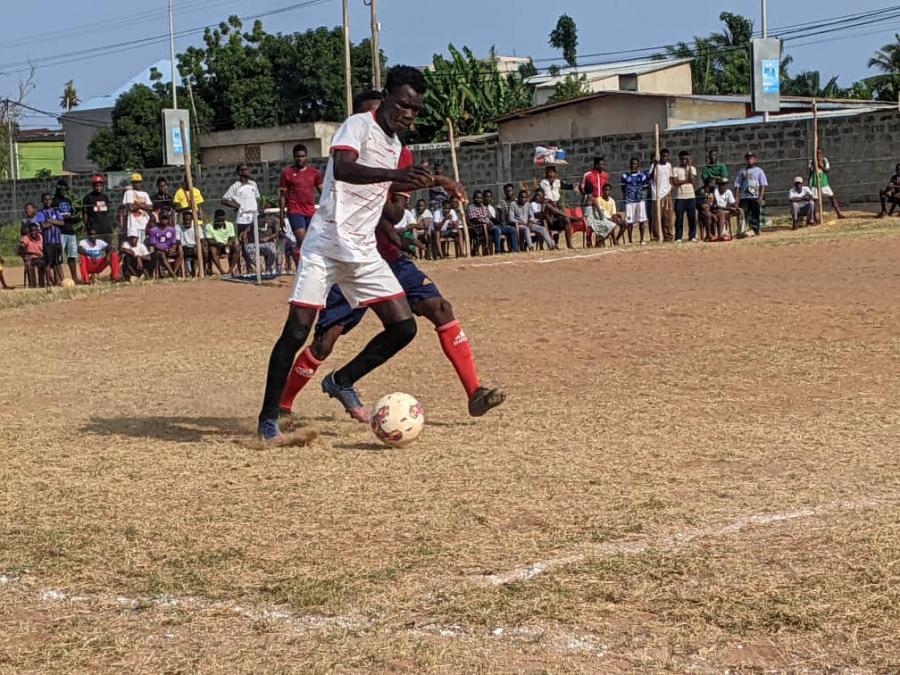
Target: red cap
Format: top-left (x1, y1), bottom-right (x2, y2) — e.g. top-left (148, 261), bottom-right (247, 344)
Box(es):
top-left (91, 174), bottom-right (105, 184)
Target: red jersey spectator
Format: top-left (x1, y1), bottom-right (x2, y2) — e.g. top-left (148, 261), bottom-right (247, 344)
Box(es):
top-left (579, 157), bottom-right (609, 199)
top-left (279, 143), bottom-right (323, 246)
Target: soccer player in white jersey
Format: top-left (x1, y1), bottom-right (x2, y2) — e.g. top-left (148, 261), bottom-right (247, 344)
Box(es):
top-left (257, 66), bottom-right (435, 443)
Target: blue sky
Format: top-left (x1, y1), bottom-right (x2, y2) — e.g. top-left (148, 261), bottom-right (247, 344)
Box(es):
top-left (2, 0), bottom-right (898, 128)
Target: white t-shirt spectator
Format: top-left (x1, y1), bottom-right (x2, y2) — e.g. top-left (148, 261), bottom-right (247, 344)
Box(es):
top-left (651, 162), bottom-right (673, 199)
top-left (122, 240), bottom-right (150, 257)
top-left (540, 178), bottom-right (562, 202)
top-left (415, 208), bottom-right (434, 227)
top-left (303, 111), bottom-right (402, 263)
top-left (123, 188), bottom-right (152, 236)
top-left (223, 180), bottom-right (261, 225)
top-left (395, 209), bottom-right (417, 230)
top-left (672, 166), bottom-right (698, 199)
top-left (530, 201), bottom-right (544, 218)
top-left (79, 238), bottom-right (108, 259)
top-left (177, 224), bottom-right (206, 247)
top-left (433, 209), bottom-right (459, 232)
top-left (789, 185), bottom-right (814, 202)
top-left (714, 188), bottom-right (737, 208)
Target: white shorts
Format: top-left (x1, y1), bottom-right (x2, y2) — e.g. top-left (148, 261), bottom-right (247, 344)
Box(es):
top-left (625, 201), bottom-right (647, 224)
top-left (811, 186), bottom-right (834, 198)
top-left (289, 249), bottom-right (404, 310)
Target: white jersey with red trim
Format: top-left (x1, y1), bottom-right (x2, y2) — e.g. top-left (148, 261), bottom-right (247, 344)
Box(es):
top-left (303, 111), bottom-right (403, 263)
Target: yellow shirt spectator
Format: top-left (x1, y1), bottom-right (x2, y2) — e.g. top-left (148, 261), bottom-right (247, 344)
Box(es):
top-left (174, 187), bottom-right (205, 223)
top-left (596, 195), bottom-right (616, 219)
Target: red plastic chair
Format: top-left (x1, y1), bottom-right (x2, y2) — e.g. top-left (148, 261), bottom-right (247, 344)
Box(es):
top-left (565, 207), bottom-right (590, 247)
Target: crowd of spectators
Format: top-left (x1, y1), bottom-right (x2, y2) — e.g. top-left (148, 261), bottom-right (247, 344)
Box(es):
top-left (5, 145), bottom-right (900, 288)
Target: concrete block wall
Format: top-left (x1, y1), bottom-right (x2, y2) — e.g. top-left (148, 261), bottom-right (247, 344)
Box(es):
top-left (2, 110), bottom-right (897, 223)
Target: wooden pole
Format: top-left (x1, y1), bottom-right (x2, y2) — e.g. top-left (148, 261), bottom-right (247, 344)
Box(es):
top-left (342, 0), bottom-right (353, 118)
top-left (812, 99), bottom-right (824, 225)
top-left (369, 0), bottom-right (381, 89)
top-left (654, 124), bottom-right (662, 242)
top-left (179, 120), bottom-right (204, 278)
top-left (446, 118), bottom-right (471, 257)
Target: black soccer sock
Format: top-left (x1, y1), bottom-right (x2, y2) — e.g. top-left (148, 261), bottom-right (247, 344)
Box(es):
top-left (259, 311), bottom-right (312, 423)
top-left (334, 317), bottom-right (417, 387)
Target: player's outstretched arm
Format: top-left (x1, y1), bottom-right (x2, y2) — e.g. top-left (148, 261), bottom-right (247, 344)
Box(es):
top-left (333, 150), bottom-right (431, 189)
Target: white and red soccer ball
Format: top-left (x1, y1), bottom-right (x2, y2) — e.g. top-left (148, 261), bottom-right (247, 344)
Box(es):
top-left (371, 393), bottom-right (425, 448)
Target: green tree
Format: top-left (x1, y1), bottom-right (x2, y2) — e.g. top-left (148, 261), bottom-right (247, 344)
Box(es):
top-left (549, 14), bottom-right (578, 67)
top-left (59, 80), bottom-right (81, 112)
top-left (548, 73), bottom-right (590, 102)
top-left (866, 33), bottom-right (900, 101)
top-left (415, 45), bottom-right (534, 142)
top-left (782, 70), bottom-right (845, 98)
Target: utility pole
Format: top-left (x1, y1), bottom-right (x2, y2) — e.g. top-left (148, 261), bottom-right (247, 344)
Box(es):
top-left (342, 0), bottom-right (353, 118)
top-left (6, 100), bottom-right (17, 209)
top-left (168, 0), bottom-right (178, 109)
top-left (761, 0), bottom-right (769, 123)
top-left (367, 0), bottom-right (381, 90)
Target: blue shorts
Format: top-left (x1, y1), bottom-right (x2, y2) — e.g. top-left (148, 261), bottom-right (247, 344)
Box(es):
top-left (314, 258), bottom-right (442, 336)
top-left (288, 214), bottom-right (313, 233)
top-left (61, 233), bottom-right (78, 259)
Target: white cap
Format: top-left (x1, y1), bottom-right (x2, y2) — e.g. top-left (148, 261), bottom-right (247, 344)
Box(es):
top-left (793, 176), bottom-right (804, 183)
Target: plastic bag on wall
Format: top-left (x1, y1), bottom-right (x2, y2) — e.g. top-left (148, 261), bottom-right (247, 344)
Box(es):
top-left (534, 146), bottom-right (568, 167)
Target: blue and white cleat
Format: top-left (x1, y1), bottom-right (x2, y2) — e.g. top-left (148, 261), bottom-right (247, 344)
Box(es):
top-left (321, 372), bottom-right (371, 423)
top-left (257, 418), bottom-right (284, 444)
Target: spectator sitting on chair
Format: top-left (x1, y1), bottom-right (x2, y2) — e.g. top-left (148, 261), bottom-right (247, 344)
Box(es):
top-left (530, 190), bottom-right (559, 250)
top-left (594, 182), bottom-right (625, 246)
top-left (789, 176), bottom-right (817, 229)
top-left (121, 233), bottom-right (152, 280)
top-left (147, 211), bottom-right (181, 277)
top-left (19, 222), bottom-right (46, 287)
top-left (484, 189), bottom-right (517, 253)
top-left (205, 209), bottom-right (239, 275)
top-left (507, 189), bottom-right (537, 251)
top-left (701, 147), bottom-right (729, 185)
top-left (414, 199), bottom-right (438, 259)
top-left (36, 192), bottom-right (64, 286)
top-left (243, 211), bottom-right (277, 274)
top-left (53, 179), bottom-right (81, 284)
top-left (78, 226), bottom-right (121, 284)
top-left (711, 178), bottom-right (739, 241)
top-left (809, 147), bottom-right (844, 221)
top-left (465, 191), bottom-right (493, 256)
top-left (429, 163), bottom-right (449, 213)
top-left (878, 163), bottom-right (900, 218)
top-left (696, 176), bottom-right (716, 241)
top-left (177, 210), bottom-right (207, 277)
top-left (434, 200), bottom-right (462, 257)
top-left (174, 176), bottom-right (205, 224)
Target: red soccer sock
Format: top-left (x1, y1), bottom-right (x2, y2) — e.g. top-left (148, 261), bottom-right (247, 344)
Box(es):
top-left (279, 347), bottom-right (323, 411)
top-left (436, 320), bottom-right (480, 398)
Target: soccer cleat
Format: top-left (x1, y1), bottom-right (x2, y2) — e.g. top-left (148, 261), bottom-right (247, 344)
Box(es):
top-left (321, 372), bottom-right (371, 423)
top-left (258, 418), bottom-right (284, 444)
top-left (468, 386), bottom-right (507, 417)
top-left (278, 408), bottom-right (299, 432)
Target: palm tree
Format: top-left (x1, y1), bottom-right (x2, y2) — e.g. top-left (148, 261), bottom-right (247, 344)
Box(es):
top-left (868, 34), bottom-right (900, 74)
top-left (60, 80), bottom-right (81, 112)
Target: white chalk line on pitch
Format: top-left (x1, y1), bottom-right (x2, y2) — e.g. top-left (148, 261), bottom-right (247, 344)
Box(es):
top-left (457, 249), bottom-right (622, 269)
top-left (475, 494), bottom-right (898, 586)
top-left (0, 578), bottom-right (608, 658)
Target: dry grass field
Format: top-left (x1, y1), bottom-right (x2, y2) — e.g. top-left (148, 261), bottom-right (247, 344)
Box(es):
top-left (1, 217), bottom-right (899, 673)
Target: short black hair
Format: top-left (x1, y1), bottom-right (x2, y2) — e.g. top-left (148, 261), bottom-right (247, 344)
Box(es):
top-left (472, 190), bottom-right (483, 197)
top-left (483, 189), bottom-right (493, 196)
top-left (236, 163), bottom-right (248, 173)
top-left (56, 178), bottom-right (68, 187)
top-left (157, 176), bottom-right (168, 185)
top-left (214, 208), bottom-right (226, 218)
top-left (630, 156), bottom-right (640, 163)
top-left (661, 148), bottom-right (671, 155)
top-left (353, 89), bottom-right (382, 112)
top-left (385, 65), bottom-right (428, 95)
top-left (593, 156), bottom-right (605, 165)
top-left (292, 143), bottom-right (308, 155)
top-left (679, 150), bottom-right (689, 159)
top-left (518, 189), bottom-right (528, 197)
top-left (41, 192), bottom-right (52, 200)
top-left (545, 166), bottom-right (557, 174)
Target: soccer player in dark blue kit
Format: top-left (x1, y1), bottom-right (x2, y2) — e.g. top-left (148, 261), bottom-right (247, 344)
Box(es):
top-left (277, 90), bottom-right (506, 426)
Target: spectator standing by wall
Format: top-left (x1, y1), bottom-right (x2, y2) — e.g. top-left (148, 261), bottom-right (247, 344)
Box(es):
top-left (53, 179), bottom-right (81, 283)
top-left (579, 157), bottom-right (609, 199)
top-left (36, 192), bottom-right (64, 285)
top-left (734, 152), bottom-right (768, 236)
top-left (621, 157), bottom-right (650, 245)
top-left (174, 177), bottom-right (206, 224)
top-left (701, 148), bottom-right (729, 185)
top-left (428, 164), bottom-right (449, 213)
top-left (878, 163), bottom-right (900, 217)
top-left (279, 144), bottom-right (323, 247)
top-left (152, 177), bottom-right (174, 217)
top-left (123, 173), bottom-right (153, 244)
top-left (649, 149), bottom-right (675, 241)
top-left (21, 202), bottom-right (38, 235)
top-left (19, 223), bottom-right (45, 287)
top-left (809, 147), bottom-right (844, 221)
top-left (671, 151), bottom-right (699, 242)
top-left (222, 163), bottom-right (261, 243)
top-left (82, 177), bottom-right (115, 248)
